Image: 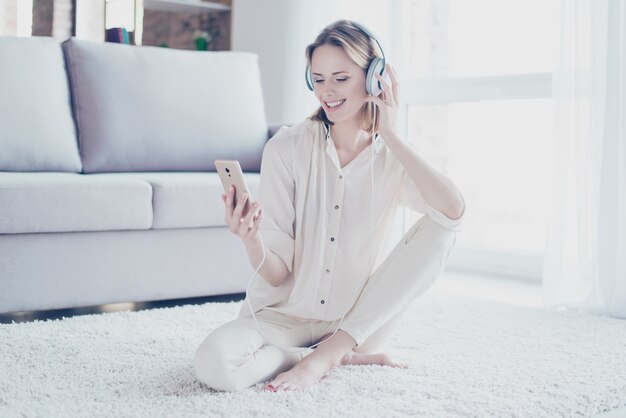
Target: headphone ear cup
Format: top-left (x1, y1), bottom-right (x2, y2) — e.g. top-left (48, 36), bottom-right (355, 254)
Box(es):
top-left (305, 65), bottom-right (314, 91)
top-left (365, 57), bottom-right (385, 97)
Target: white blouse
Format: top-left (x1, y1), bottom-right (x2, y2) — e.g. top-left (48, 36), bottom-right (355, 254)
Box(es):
top-left (238, 119), bottom-right (465, 321)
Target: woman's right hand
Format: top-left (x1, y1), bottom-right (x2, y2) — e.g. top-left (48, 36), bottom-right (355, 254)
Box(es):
top-left (222, 185), bottom-right (263, 245)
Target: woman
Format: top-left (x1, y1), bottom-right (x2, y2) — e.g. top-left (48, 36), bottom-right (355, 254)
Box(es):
top-left (194, 20), bottom-right (465, 392)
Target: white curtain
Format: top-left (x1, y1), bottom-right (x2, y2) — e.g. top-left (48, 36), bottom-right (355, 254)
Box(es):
top-left (543, 0), bottom-right (626, 317)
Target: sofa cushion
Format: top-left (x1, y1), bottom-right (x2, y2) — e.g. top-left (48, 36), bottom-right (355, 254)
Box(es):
top-left (62, 38), bottom-right (268, 173)
top-left (0, 173), bottom-right (152, 234)
top-left (0, 36), bottom-right (82, 172)
top-left (105, 172), bottom-right (260, 229)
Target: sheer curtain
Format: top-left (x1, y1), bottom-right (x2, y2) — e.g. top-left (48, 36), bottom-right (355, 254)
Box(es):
top-left (543, 0), bottom-right (626, 317)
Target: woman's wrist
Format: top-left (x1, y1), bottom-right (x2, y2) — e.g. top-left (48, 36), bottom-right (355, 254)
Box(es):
top-left (243, 232), bottom-right (263, 250)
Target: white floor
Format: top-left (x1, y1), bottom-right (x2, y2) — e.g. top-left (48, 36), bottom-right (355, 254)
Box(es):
top-left (1, 268), bottom-right (623, 416)
top-left (437, 269), bottom-right (626, 418)
top-left (434, 268), bottom-right (543, 308)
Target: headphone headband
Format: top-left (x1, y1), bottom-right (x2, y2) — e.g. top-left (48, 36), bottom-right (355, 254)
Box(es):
top-left (349, 21), bottom-right (386, 64)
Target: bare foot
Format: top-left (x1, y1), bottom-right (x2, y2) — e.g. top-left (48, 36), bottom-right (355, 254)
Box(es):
top-left (340, 350), bottom-right (408, 369)
top-left (264, 333), bottom-right (350, 392)
top-left (263, 333), bottom-right (407, 392)
top-left (265, 359), bottom-right (329, 392)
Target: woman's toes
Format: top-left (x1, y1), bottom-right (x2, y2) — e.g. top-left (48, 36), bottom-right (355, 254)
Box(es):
top-left (340, 350), bottom-right (355, 366)
top-left (266, 375), bottom-right (284, 391)
top-left (343, 351), bottom-right (408, 368)
top-left (381, 354), bottom-right (407, 368)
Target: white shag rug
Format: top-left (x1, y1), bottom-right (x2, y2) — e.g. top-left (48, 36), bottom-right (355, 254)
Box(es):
top-left (1, 290), bottom-right (625, 418)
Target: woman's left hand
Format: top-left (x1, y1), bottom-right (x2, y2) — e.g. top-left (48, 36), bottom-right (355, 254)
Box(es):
top-left (365, 63), bottom-right (399, 139)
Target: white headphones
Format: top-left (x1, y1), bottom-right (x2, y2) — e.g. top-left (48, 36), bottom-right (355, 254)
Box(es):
top-left (305, 20), bottom-right (387, 97)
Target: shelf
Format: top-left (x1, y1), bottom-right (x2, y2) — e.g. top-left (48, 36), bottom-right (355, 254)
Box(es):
top-left (143, 0), bottom-right (230, 14)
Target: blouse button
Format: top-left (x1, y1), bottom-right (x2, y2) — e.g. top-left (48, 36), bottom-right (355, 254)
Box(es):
top-left (325, 269), bottom-right (330, 273)
top-left (320, 300), bottom-right (325, 304)
top-left (330, 237), bottom-right (335, 242)
top-left (339, 174), bottom-right (343, 179)
top-left (334, 205), bottom-right (339, 209)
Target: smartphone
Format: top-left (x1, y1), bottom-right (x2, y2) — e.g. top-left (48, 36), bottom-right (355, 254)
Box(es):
top-left (214, 159), bottom-right (254, 217)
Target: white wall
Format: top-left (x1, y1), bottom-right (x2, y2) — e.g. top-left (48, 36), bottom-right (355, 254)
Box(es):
top-left (75, 0), bottom-right (105, 42)
top-left (232, 0), bottom-right (400, 126)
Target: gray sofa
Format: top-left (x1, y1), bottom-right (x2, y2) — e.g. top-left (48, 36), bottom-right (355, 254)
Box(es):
top-left (0, 36), bottom-right (276, 314)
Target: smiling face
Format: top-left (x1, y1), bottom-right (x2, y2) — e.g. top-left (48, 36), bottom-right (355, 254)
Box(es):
top-left (310, 44), bottom-right (368, 125)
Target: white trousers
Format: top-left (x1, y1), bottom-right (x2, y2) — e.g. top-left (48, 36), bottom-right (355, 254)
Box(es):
top-left (195, 215), bottom-right (458, 391)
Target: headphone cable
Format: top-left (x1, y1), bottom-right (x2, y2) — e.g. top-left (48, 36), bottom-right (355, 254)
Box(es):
top-left (245, 243), bottom-right (347, 354)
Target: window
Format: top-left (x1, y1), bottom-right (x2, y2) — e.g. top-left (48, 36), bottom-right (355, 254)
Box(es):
top-left (399, 0), bottom-right (561, 281)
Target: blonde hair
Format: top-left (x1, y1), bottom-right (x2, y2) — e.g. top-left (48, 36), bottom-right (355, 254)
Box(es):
top-left (305, 20), bottom-right (386, 137)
